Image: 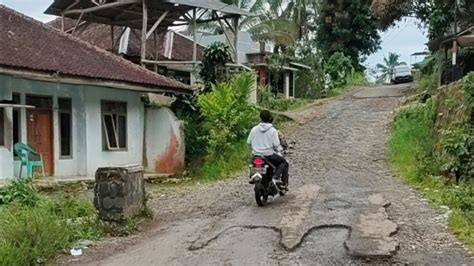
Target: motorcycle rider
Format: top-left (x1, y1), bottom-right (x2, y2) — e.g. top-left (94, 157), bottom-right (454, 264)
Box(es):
top-left (247, 110), bottom-right (289, 190)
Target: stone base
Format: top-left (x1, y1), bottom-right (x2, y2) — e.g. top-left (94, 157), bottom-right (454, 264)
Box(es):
top-left (94, 165), bottom-right (145, 221)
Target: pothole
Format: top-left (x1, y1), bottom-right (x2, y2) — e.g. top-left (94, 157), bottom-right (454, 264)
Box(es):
top-left (324, 198), bottom-right (352, 210)
top-left (290, 227), bottom-right (351, 264)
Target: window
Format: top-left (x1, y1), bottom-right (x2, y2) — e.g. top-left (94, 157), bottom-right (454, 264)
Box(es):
top-left (101, 101), bottom-right (127, 150)
top-left (12, 93), bottom-right (21, 145)
top-left (59, 98), bottom-right (72, 158)
top-left (0, 108), bottom-right (4, 146)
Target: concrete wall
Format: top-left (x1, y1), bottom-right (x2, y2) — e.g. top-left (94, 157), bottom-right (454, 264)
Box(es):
top-left (144, 107), bottom-right (184, 174)
top-left (0, 74), bottom-right (145, 179)
top-left (82, 86), bottom-right (144, 176)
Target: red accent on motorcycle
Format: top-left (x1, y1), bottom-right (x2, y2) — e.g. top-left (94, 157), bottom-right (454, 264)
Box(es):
top-left (253, 158), bottom-right (264, 167)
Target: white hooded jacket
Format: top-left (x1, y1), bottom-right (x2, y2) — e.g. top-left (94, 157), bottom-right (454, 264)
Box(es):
top-left (247, 123), bottom-right (283, 156)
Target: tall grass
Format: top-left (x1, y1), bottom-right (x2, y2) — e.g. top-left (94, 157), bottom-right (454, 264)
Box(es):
top-left (194, 140), bottom-right (250, 181)
top-left (0, 179), bottom-right (102, 264)
top-left (388, 101), bottom-right (474, 251)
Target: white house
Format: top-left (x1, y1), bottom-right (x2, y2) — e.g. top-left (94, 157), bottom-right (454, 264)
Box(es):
top-left (0, 6), bottom-right (190, 179)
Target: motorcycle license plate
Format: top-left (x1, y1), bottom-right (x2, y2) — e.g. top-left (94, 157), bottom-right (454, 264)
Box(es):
top-left (251, 167), bottom-right (267, 175)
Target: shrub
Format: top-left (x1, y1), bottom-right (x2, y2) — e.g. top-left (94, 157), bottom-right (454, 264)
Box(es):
top-left (198, 72), bottom-right (258, 158)
top-left (389, 101), bottom-right (437, 182)
top-left (324, 52), bottom-right (353, 89)
top-left (0, 177), bottom-right (39, 206)
top-left (347, 70), bottom-right (368, 86)
top-left (437, 126), bottom-right (473, 177)
top-left (0, 179), bottom-right (102, 265)
top-left (389, 85), bottom-right (474, 251)
top-left (258, 87), bottom-right (309, 111)
top-left (199, 42), bottom-right (233, 92)
top-left (195, 140), bottom-right (250, 180)
top-left (0, 204), bottom-right (71, 265)
top-left (171, 96), bottom-right (209, 162)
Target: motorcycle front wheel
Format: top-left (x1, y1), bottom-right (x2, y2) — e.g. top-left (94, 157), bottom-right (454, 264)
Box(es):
top-left (254, 183), bottom-right (267, 207)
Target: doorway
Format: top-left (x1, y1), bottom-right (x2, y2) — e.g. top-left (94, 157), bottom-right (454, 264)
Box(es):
top-left (26, 95), bottom-right (54, 176)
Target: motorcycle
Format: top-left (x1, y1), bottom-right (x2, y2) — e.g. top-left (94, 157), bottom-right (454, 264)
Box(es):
top-left (248, 142), bottom-right (294, 207)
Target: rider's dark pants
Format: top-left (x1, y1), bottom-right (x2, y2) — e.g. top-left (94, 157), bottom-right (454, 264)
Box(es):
top-left (265, 154), bottom-right (289, 185)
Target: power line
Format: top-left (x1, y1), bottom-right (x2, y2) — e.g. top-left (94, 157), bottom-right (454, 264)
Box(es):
top-left (383, 23), bottom-right (410, 47)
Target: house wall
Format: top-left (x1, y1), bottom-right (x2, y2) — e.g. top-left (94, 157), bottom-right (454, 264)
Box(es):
top-left (0, 74), bottom-right (145, 179)
top-left (144, 108), bottom-right (184, 174)
top-left (83, 86), bottom-right (144, 176)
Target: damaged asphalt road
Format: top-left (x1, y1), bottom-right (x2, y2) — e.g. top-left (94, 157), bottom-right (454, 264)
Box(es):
top-left (62, 84), bottom-right (472, 265)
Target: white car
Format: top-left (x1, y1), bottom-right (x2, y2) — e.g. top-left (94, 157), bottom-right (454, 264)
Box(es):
top-left (391, 65), bottom-right (413, 84)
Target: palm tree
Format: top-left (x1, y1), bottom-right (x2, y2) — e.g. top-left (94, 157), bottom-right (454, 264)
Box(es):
top-left (376, 52), bottom-right (407, 82)
top-left (186, 0), bottom-right (311, 48)
top-left (248, 0), bottom-right (314, 46)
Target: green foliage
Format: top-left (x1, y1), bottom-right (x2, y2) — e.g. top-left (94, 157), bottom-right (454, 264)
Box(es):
top-left (198, 72), bottom-right (258, 158)
top-left (294, 43), bottom-right (326, 99)
top-left (266, 49), bottom-right (293, 78)
top-left (389, 102), bottom-right (437, 181)
top-left (371, 0), bottom-right (473, 40)
top-left (258, 87), bottom-right (310, 111)
top-left (195, 140), bottom-right (250, 181)
top-left (171, 96), bottom-right (209, 162)
top-left (437, 126), bottom-right (473, 176)
top-left (449, 209), bottom-right (474, 250)
top-left (102, 217), bottom-right (146, 237)
top-left (413, 0), bottom-right (473, 40)
top-left (418, 71), bottom-right (438, 93)
top-left (249, 18), bottom-right (299, 47)
top-left (0, 204), bottom-right (71, 265)
top-left (434, 73), bottom-right (474, 179)
top-left (0, 191), bottom-right (102, 265)
top-left (389, 92), bottom-right (474, 252)
top-left (324, 52), bottom-right (353, 89)
top-left (376, 52), bottom-right (407, 83)
top-left (0, 178), bottom-right (39, 206)
top-left (199, 42), bottom-right (233, 92)
top-left (347, 71), bottom-right (368, 86)
top-left (315, 0), bottom-right (381, 68)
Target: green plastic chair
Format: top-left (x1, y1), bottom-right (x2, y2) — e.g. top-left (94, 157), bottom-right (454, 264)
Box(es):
top-left (13, 143), bottom-right (45, 178)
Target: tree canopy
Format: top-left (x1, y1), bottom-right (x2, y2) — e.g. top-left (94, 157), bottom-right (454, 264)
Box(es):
top-left (371, 0), bottom-right (474, 40)
top-left (314, 0), bottom-right (381, 69)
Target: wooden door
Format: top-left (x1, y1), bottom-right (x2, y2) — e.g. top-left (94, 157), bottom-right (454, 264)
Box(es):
top-left (27, 109), bottom-right (54, 176)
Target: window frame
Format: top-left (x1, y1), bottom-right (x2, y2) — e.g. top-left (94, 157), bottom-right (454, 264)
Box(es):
top-left (58, 97), bottom-right (73, 159)
top-left (101, 100), bottom-right (127, 151)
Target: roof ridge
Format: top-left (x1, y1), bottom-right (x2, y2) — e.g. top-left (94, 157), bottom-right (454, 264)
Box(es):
top-left (0, 4), bottom-right (189, 89)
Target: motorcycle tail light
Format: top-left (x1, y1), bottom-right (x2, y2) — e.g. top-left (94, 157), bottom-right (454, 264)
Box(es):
top-left (253, 158), bottom-right (264, 167)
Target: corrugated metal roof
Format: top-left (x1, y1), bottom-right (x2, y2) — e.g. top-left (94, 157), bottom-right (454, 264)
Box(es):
top-left (45, 0), bottom-right (249, 29)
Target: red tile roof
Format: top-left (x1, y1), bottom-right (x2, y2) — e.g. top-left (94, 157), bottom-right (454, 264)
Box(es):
top-left (0, 5), bottom-right (190, 91)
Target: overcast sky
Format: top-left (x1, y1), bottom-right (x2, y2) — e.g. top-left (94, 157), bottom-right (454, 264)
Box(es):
top-left (2, 0), bottom-right (428, 69)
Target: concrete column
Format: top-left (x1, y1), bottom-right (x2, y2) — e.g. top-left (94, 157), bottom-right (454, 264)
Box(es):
top-left (249, 73), bottom-right (257, 104)
top-left (292, 72), bottom-right (296, 98)
top-left (0, 88), bottom-right (13, 179)
top-left (284, 71), bottom-right (290, 99)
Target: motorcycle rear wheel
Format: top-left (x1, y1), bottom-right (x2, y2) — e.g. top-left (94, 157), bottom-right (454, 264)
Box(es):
top-left (254, 183), bottom-right (267, 207)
